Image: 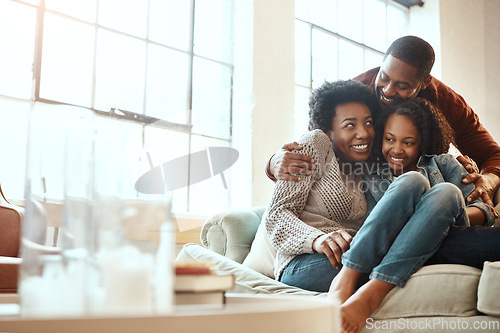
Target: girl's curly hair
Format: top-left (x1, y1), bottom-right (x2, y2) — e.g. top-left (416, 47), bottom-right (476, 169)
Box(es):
top-left (373, 97), bottom-right (455, 159)
top-left (308, 80), bottom-right (380, 133)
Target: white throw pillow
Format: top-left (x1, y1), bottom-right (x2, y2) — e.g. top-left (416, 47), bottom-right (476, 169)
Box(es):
top-left (477, 261), bottom-right (500, 316)
top-left (242, 222), bottom-right (276, 279)
top-left (177, 243), bottom-right (319, 295)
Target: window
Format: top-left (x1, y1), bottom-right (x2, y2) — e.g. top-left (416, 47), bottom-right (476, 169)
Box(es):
top-left (0, 0), bottom-right (235, 215)
top-left (294, 0), bottom-right (409, 137)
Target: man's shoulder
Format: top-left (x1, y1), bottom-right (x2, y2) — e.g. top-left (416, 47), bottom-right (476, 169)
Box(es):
top-left (353, 67), bottom-right (379, 86)
top-left (420, 76), bottom-right (467, 107)
top-left (423, 76), bottom-right (450, 92)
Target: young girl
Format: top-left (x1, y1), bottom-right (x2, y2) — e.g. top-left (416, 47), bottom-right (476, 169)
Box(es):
top-left (330, 97), bottom-right (495, 333)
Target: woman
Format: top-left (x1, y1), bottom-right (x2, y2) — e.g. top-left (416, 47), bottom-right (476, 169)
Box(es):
top-left (264, 80), bottom-right (380, 292)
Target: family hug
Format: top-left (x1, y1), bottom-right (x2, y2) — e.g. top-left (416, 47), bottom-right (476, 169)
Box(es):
top-left (263, 36), bottom-right (500, 333)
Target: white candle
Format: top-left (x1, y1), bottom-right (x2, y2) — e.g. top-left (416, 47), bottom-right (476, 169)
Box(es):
top-left (99, 245), bottom-right (154, 314)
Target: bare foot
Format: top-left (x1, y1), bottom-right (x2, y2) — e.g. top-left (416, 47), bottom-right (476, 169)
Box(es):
top-left (328, 267), bottom-right (362, 304)
top-left (341, 279), bottom-right (394, 333)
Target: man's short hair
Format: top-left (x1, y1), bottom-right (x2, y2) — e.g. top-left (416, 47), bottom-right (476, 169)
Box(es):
top-left (384, 36), bottom-right (435, 81)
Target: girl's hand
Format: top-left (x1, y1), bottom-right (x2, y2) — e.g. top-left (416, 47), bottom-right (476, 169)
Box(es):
top-left (312, 230), bottom-right (353, 269)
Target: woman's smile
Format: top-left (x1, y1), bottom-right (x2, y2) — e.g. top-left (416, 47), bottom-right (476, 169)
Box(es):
top-left (329, 102), bottom-right (375, 163)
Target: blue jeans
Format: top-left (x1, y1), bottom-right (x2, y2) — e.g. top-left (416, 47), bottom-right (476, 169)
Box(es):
top-left (342, 172), bottom-right (468, 288)
top-left (427, 226), bottom-right (500, 268)
top-left (279, 253), bottom-right (370, 292)
top-left (280, 226), bottom-right (500, 292)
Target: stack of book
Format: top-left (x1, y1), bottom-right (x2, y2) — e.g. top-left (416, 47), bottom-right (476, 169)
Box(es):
top-left (175, 261), bottom-right (234, 309)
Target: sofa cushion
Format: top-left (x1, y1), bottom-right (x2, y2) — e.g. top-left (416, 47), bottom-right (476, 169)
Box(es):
top-left (0, 257), bottom-right (22, 293)
top-left (242, 222), bottom-right (276, 278)
top-left (372, 264), bottom-right (481, 319)
top-left (0, 205), bottom-right (23, 257)
top-left (178, 244), bottom-right (483, 320)
top-left (176, 243), bottom-right (319, 296)
top-left (477, 261), bottom-right (500, 316)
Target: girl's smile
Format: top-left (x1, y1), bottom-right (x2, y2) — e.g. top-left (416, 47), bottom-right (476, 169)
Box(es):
top-left (382, 113), bottom-right (422, 176)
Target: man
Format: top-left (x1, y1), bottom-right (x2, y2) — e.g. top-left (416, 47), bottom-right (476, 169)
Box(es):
top-left (265, 35), bottom-right (500, 270)
top-left (266, 36), bottom-right (500, 209)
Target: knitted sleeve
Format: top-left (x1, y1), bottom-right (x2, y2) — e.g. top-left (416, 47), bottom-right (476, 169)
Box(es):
top-left (264, 130), bottom-right (351, 255)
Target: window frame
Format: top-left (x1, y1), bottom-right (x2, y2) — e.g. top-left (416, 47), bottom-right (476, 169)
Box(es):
top-left (1, 0), bottom-right (235, 214)
top-left (294, 0), bottom-right (409, 89)
top-left (294, 0), bottom-right (409, 137)
top-left (30, 0), bottom-right (234, 139)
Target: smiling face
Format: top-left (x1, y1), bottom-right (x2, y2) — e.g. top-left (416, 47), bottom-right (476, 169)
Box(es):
top-left (328, 102), bottom-right (375, 163)
top-left (382, 113), bottom-right (422, 176)
top-left (375, 55), bottom-right (429, 106)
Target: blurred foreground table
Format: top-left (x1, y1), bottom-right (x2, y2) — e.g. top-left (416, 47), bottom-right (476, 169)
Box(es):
top-left (0, 293), bottom-right (340, 333)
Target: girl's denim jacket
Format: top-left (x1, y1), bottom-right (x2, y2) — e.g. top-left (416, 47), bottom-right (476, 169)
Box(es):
top-left (363, 154), bottom-right (495, 226)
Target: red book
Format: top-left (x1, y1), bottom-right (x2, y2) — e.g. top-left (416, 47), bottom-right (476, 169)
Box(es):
top-left (175, 261), bottom-right (214, 275)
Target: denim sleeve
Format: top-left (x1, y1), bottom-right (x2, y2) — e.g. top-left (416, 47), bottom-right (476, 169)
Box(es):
top-left (468, 200), bottom-right (496, 227)
top-left (361, 174), bottom-right (383, 217)
top-left (364, 190), bottom-right (377, 218)
top-left (440, 155), bottom-right (496, 226)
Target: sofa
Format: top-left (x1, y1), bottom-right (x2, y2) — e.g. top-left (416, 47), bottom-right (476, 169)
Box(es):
top-left (176, 199), bottom-right (500, 333)
top-left (0, 186), bottom-right (61, 294)
top-left (0, 187), bottom-right (24, 294)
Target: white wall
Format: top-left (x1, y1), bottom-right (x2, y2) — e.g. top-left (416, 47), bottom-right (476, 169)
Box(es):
top-left (410, 0), bottom-right (500, 143)
top-left (484, 0), bottom-right (500, 143)
top-left (438, 0), bottom-right (500, 144)
top-left (230, 0), bottom-right (254, 210)
top-left (251, 0), bottom-right (295, 207)
top-left (408, 0), bottom-right (442, 79)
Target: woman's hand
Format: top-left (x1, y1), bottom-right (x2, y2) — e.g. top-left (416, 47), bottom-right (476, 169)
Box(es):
top-left (270, 142), bottom-right (315, 181)
top-left (312, 230), bottom-right (353, 269)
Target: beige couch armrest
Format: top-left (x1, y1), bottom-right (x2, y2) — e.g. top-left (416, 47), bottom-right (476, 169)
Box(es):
top-left (200, 206), bottom-right (266, 264)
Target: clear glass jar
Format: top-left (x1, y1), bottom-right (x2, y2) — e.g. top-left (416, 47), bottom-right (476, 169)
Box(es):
top-left (20, 105), bottom-right (174, 316)
top-left (20, 104), bottom-right (95, 316)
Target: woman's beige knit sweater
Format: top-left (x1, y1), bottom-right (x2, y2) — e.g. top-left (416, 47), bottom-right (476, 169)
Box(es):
top-left (264, 129), bottom-right (367, 280)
